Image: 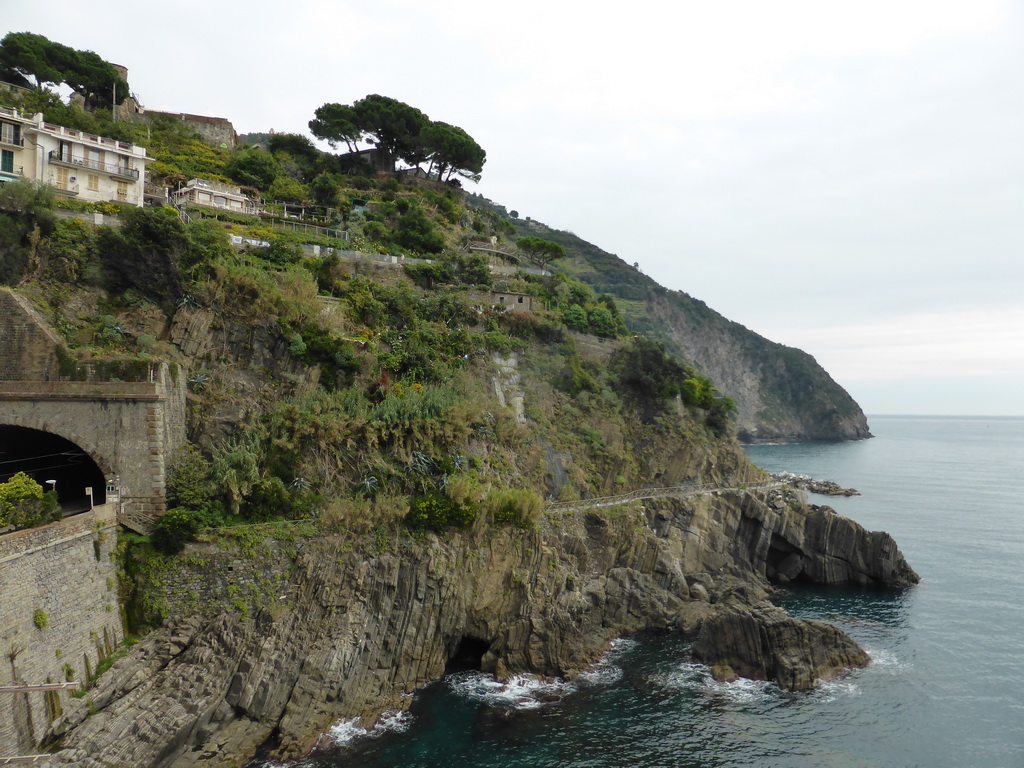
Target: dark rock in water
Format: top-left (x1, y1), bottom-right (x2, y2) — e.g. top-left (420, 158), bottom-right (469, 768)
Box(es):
top-left (692, 601), bottom-right (870, 691)
top-left (773, 472), bottom-right (860, 496)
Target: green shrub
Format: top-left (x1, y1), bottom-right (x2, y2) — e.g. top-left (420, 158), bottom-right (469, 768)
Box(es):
top-left (166, 444), bottom-right (222, 515)
top-left (483, 488), bottom-right (543, 528)
top-left (406, 490), bottom-right (477, 532)
top-left (0, 472), bottom-right (60, 530)
top-left (150, 507), bottom-right (221, 554)
top-left (33, 609), bottom-right (49, 630)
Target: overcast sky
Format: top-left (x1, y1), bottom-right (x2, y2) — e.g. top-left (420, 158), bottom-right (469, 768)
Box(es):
top-left (6, 1), bottom-right (1023, 416)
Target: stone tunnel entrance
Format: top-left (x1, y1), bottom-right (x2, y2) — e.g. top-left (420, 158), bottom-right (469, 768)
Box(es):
top-left (0, 425), bottom-right (107, 512)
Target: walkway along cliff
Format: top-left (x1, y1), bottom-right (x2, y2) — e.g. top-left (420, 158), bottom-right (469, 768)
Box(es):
top-left (44, 484), bottom-right (917, 767)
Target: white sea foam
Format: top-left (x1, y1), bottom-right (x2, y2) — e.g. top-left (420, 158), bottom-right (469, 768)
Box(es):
top-left (814, 677), bottom-right (861, 702)
top-left (576, 636), bottom-right (636, 686)
top-left (323, 708), bottom-right (412, 746)
top-left (862, 646), bottom-right (908, 672)
top-left (446, 670), bottom-right (570, 709)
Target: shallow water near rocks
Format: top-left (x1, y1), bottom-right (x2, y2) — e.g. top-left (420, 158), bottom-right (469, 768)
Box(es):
top-left (292, 416), bottom-right (1024, 768)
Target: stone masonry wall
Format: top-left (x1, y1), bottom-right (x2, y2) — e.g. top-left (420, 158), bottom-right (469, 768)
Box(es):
top-left (0, 506), bottom-right (122, 755)
top-left (0, 289), bottom-right (63, 382)
top-left (135, 537), bottom-right (294, 627)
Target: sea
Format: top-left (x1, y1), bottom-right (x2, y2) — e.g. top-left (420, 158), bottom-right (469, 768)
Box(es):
top-left (280, 416), bottom-right (1024, 768)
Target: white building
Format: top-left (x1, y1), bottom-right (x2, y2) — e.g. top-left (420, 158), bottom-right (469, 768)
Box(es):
top-left (170, 178), bottom-right (258, 215)
top-left (0, 106), bottom-right (151, 207)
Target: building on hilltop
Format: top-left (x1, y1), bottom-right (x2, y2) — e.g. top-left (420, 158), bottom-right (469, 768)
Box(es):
top-left (131, 109), bottom-right (237, 150)
top-left (68, 64), bottom-right (238, 150)
top-left (0, 106), bottom-right (152, 206)
top-left (171, 178), bottom-right (259, 215)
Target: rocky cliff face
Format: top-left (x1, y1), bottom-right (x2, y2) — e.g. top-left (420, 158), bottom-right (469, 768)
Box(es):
top-left (643, 292), bottom-right (872, 442)
top-left (494, 213), bottom-right (872, 442)
top-left (46, 486), bottom-right (916, 767)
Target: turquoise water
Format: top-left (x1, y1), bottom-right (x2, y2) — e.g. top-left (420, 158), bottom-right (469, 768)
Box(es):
top-left (295, 416), bottom-right (1024, 768)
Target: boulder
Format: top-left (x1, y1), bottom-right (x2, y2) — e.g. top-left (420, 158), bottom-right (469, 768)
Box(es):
top-left (692, 601), bottom-right (870, 691)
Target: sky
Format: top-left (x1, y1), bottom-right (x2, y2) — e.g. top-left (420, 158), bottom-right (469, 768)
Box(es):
top-left (5, 1), bottom-right (1023, 416)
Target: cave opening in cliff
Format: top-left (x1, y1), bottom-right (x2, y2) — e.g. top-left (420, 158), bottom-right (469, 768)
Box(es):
top-left (446, 636), bottom-right (490, 673)
top-left (766, 532), bottom-right (810, 585)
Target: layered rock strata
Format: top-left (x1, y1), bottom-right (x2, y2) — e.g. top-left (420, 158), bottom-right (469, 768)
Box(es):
top-left (692, 600), bottom-right (870, 690)
top-left (46, 487), bottom-right (917, 767)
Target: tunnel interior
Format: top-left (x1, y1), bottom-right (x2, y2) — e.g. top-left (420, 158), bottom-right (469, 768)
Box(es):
top-left (446, 636), bottom-right (491, 674)
top-left (0, 425), bottom-right (107, 513)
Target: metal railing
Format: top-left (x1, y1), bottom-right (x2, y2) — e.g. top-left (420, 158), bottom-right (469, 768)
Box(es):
top-left (545, 479), bottom-right (783, 513)
top-left (47, 150), bottom-right (139, 180)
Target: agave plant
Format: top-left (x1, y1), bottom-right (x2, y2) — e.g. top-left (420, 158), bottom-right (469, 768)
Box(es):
top-left (410, 451), bottom-right (435, 476)
top-left (355, 475), bottom-right (379, 495)
top-left (187, 371), bottom-right (211, 391)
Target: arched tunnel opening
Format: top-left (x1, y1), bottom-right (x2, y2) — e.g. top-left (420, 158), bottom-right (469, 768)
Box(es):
top-left (445, 636), bottom-right (491, 674)
top-left (0, 425), bottom-right (107, 514)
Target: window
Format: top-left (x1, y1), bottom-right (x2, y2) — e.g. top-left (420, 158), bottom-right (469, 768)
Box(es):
top-left (0, 122), bottom-right (21, 146)
top-left (88, 174), bottom-right (99, 191)
top-left (116, 181), bottom-right (129, 202)
top-left (1, 150), bottom-right (13, 174)
top-left (56, 167), bottom-right (69, 190)
top-left (87, 148), bottom-right (101, 171)
top-left (58, 141), bottom-right (71, 162)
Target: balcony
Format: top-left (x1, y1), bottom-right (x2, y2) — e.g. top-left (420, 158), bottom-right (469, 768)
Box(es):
top-left (47, 150), bottom-right (140, 180)
top-left (0, 165), bottom-right (23, 178)
top-left (0, 134), bottom-right (24, 148)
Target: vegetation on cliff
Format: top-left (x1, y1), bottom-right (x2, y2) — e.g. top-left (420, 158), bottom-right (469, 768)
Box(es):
top-left (0, 154), bottom-right (743, 558)
top-left (472, 196), bottom-right (871, 441)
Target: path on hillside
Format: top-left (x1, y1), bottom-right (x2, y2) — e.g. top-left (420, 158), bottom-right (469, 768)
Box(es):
top-left (545, 479), bottom-right (786, 513)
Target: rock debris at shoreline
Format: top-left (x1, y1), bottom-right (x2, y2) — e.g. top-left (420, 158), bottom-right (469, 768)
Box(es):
top-left (773, 472), bottom-right (861, 496)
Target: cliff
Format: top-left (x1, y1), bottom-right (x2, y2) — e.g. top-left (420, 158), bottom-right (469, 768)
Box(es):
top-left (45, 485), bottom-right (916, 767)
top-left (475, 204), bottom-right (871, 442)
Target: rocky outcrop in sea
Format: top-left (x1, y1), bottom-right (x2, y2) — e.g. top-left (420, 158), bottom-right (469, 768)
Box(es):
top-left (45, 487), bottom-right (917, 767)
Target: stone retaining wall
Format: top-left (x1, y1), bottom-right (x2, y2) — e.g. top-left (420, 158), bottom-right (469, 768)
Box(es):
top-left (0, 507), bottom-right (122, 755)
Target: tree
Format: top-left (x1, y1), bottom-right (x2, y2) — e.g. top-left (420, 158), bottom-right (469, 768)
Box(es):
top-left (0, 32), bottom-right (127, 107)
top-left (0, 32), bottom-right (62, 88)
top-left (98, 206), bottom-right (186, 308)
top-left (420, 121), bottom-right (486, 183)
top-left (226, 148), bottom-right (280, 189)
top-left (309, 103), bottom-right (364, 153)
top-left (516, 236), bottom-right (566, 272)
top-left (0, 472), bottom-right (59, 531)
top-left (268, 133), bottom-right (321, 181)
top-left (351, 94), bottom-right (429, 169)
top-left (267, 176), bottom-right (309, 204)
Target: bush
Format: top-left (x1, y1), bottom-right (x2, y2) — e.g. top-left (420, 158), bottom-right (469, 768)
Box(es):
top-left (483, 488), bottom-right (543, 528)
top-left (150, 507), bottom-right (221, 554)
top-left (166, 444), bottom-right (222, 515)
top-left (406, 490), bottom-right (477, 532)
top-left (0, 472), bottom-right (60, 530)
